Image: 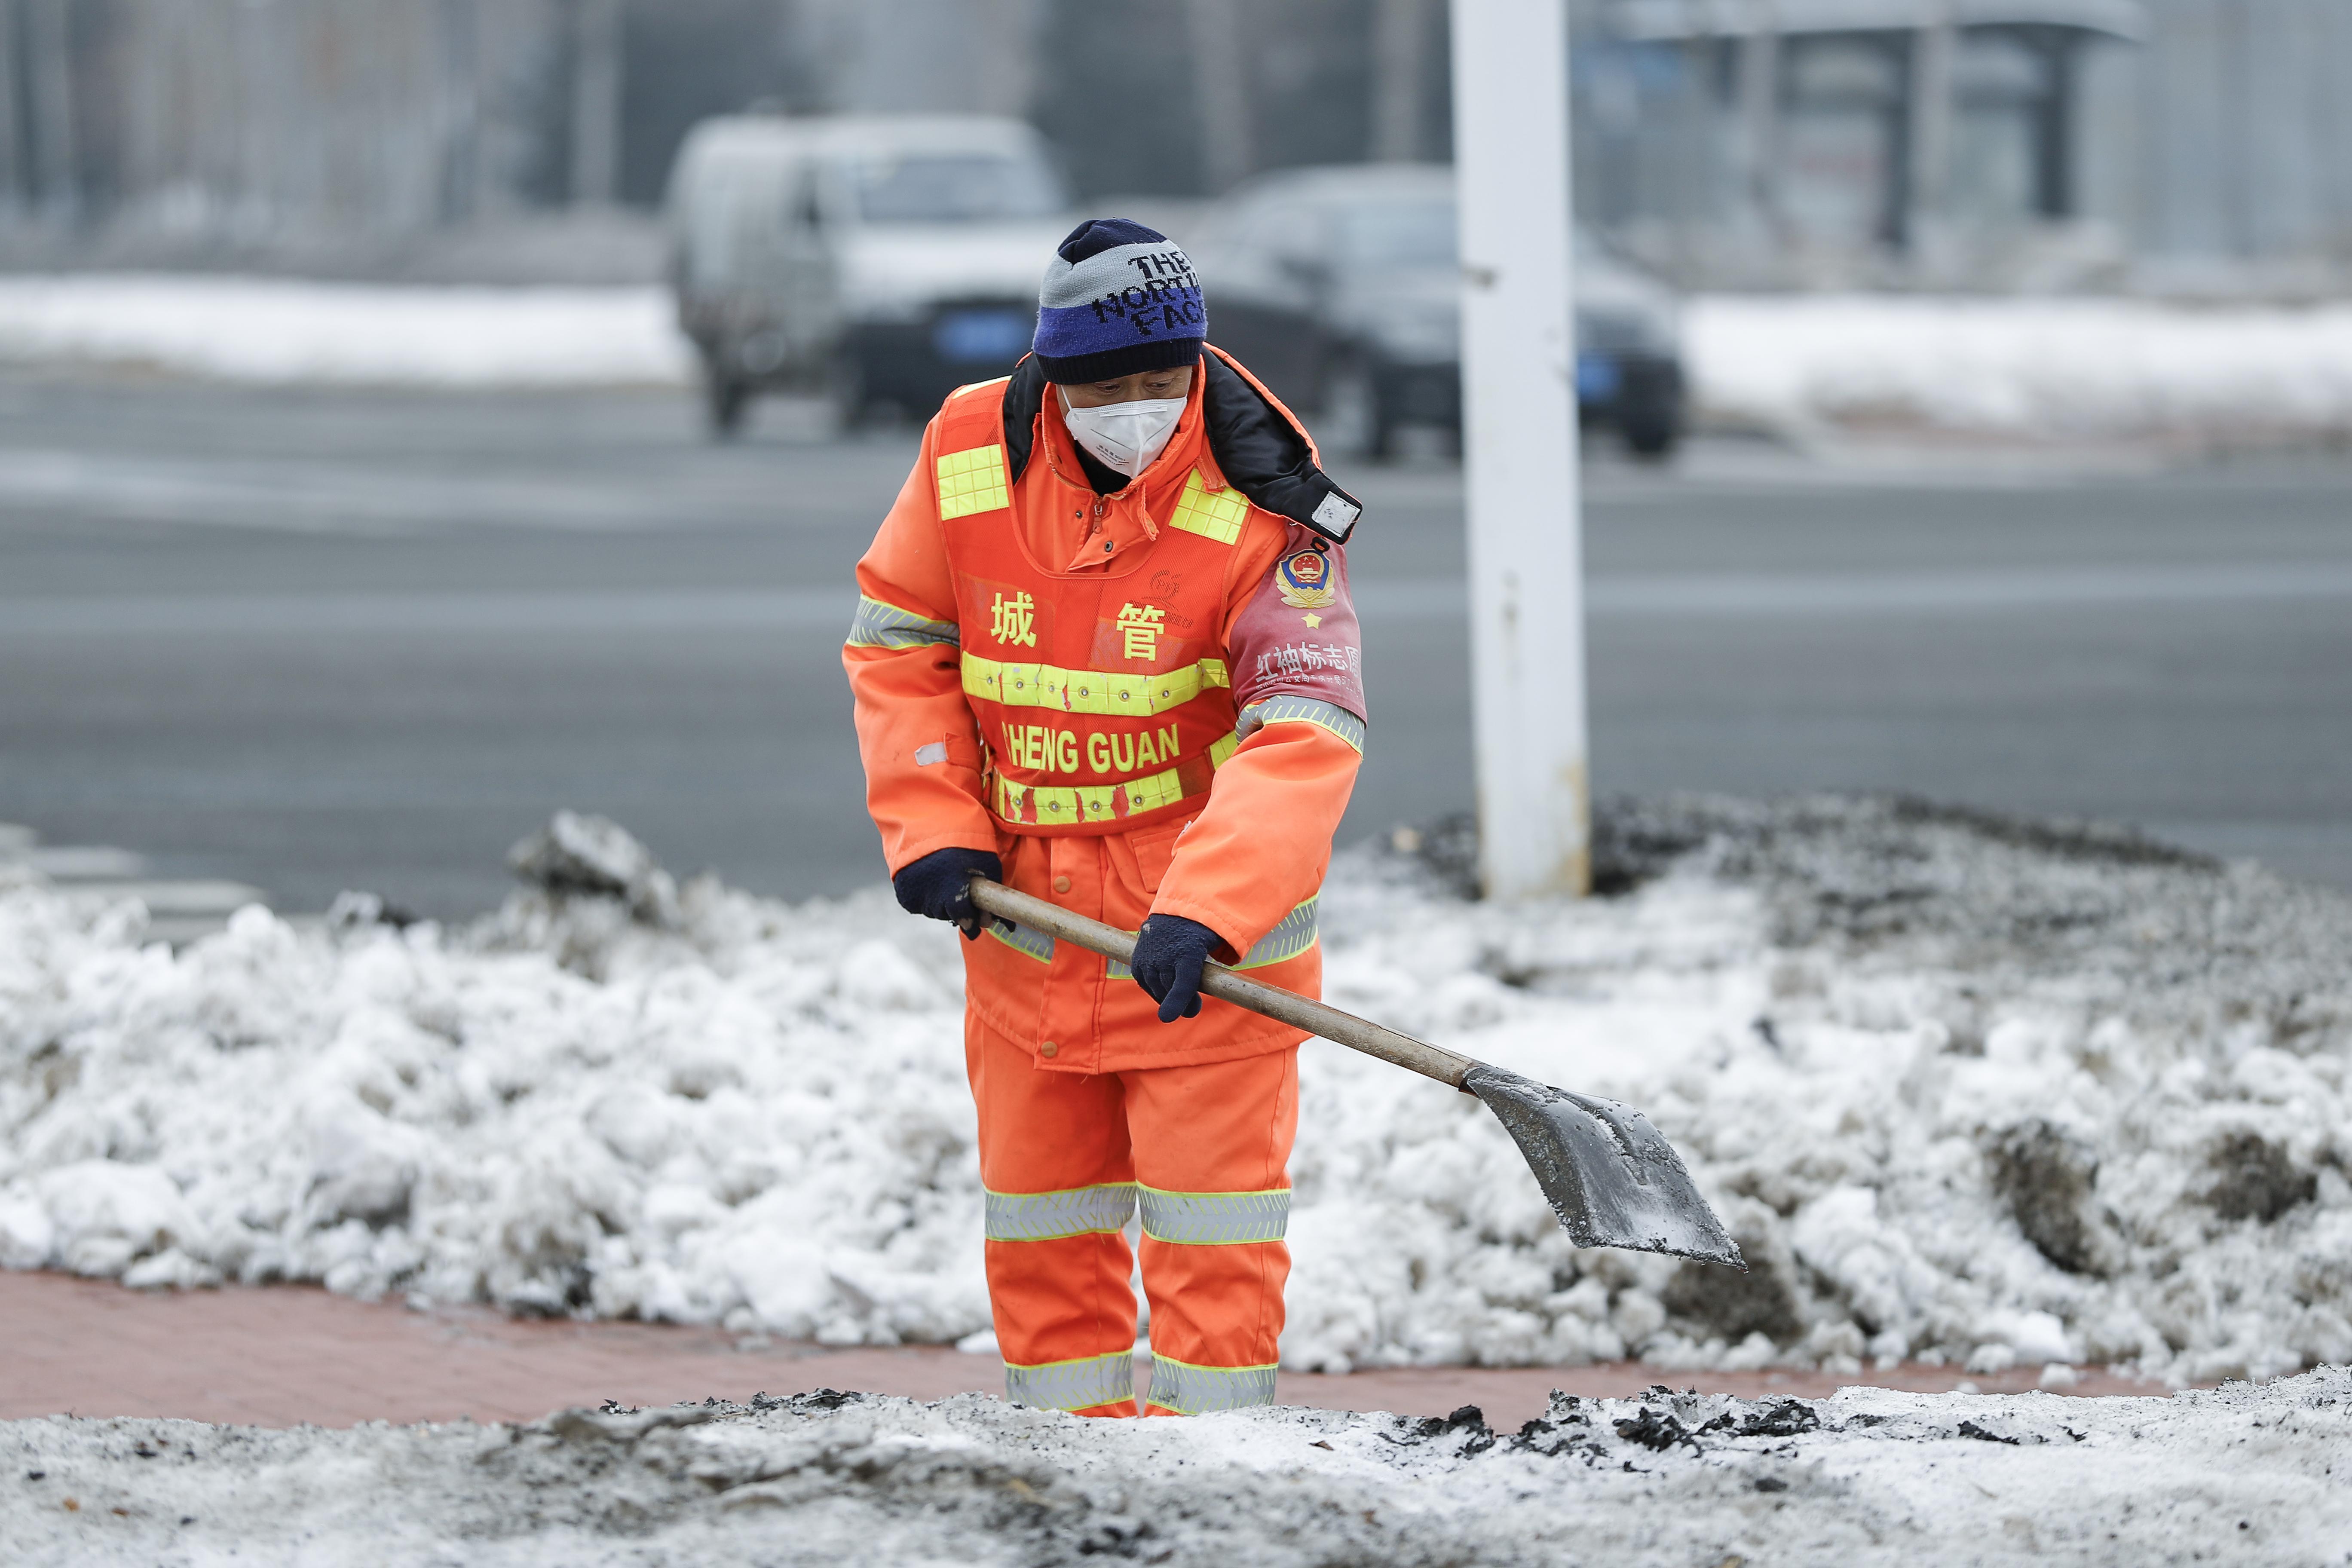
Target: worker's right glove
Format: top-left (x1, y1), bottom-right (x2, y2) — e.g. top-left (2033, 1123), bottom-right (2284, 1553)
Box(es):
top-left (1129, 913), bottom-right (1223, 1023)
top-left (891, 846), bottom-right (1002, 939)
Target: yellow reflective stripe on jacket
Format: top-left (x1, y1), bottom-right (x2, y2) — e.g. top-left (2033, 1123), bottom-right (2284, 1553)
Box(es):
top-left (1234, 894), bottom-right (1318, 969)
top-left (1005, 1351), bottom-right (1134, 1413)
top-left (1167, 468), bottom-right (1250, 545)
top-left (1142, 1354), bottom-right (1277, 1414)
top-left (1137, 1186), bottom-right (1290, 1245)
top-left (985, 916), bottom-right (1055, 963)
top-left (1106, 894), bottom-right (1316, 979)
top-left (846, 594), bottom-right (960, 650)
top-left (963, 653), bottom-right (1230, 718)
top-left (994, 732), bottom-right (1238, 828)
top-left (937, 443), bottom-right (1011, 520)
top-left (1237, 695), bottom-right (1365, 753)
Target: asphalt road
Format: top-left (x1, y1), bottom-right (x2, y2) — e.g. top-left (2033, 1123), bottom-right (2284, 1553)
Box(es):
top-left (5, 369), bottom-right (2349, 916)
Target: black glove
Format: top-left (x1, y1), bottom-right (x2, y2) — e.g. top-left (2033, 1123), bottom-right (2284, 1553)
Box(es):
top-left (891, 847), bottom-right (1001, 939)
top-left (1128, 913), bottom-right (1223, 1023)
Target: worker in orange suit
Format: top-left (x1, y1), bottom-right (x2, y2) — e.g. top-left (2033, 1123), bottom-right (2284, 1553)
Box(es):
top-left (842, 218), bottom-right (1368, 1418)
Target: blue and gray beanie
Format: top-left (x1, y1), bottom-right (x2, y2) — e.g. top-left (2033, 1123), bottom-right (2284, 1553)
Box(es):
top-left (1033, 217), bottom-right (1207, 383)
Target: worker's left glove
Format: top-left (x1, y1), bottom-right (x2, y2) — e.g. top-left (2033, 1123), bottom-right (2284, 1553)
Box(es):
top-left (1128, 913), bottom-right (1223, 1023)
top-left (891, 846), bottom-right (1002, 939)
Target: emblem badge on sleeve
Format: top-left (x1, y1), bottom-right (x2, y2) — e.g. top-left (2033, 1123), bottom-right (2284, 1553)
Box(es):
top-left (1276, 548), bottom-right (1336, 628)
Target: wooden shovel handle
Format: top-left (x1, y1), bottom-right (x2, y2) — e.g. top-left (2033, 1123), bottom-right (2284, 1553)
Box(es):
top-left (967, 877), bottom-right (1477, 1089)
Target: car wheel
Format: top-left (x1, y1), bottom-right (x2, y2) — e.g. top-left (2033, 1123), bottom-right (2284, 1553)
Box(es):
top-left (1618, 361), bottom-right (1684, 460)
top-left (1320, 354), bottom-right (1384, 460)
top-left (703, 356), bottom-right (750, 439)
top-left (1620, 397), bottom-right (1681, 459)
top-left (825, 351), bottom-right (869, 434)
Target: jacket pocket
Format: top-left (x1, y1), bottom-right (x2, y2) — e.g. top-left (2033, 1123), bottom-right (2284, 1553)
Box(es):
top-left (1124, 818), bottom-right (1187, 895)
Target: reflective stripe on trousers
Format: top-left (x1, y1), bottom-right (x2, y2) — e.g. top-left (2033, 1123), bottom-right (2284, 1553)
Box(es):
top-left (1142, 1354), bottom-right (1278, 1415)
top-left (1005, 1350), bottom-right (1134, 1413)
top-left (1138, 1185), bottom-right (1290, 1245)
top-left (963, 1024), bottom-right (1297, 1422)
top-left (985, 1182), bottom-right (1137, 1242)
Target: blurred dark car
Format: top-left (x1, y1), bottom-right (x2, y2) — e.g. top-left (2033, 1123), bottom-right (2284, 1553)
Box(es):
top-left (1193, 164), bottom-right (1686, 458)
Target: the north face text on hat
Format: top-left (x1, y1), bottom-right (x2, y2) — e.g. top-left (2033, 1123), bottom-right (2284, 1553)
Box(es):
top-left (1033, 217), bottom-right (1208, 384)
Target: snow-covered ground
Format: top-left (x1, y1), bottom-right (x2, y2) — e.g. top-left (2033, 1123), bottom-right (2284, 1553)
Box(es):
top-left (0, 276), bottom-right (690, 387)
top-left (7, 1370), bottom-right (2349, 1565)
top-left (5, 274), bottom-right (2352, 443)
top-left (4, 798), bottom-right (2349, 1390)
top-left (1689, 294), bottom-right (2352, 443)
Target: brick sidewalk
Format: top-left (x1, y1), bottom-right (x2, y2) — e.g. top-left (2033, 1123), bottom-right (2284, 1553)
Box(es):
top-left (0, 1270), bottom-right (2167, 1430)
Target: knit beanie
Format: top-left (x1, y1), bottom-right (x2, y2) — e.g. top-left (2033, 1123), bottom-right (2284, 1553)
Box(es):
top-left (1033, 217), bottom-right (1207, 383)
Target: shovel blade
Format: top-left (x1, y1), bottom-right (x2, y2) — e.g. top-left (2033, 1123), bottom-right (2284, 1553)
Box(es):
top-left (1464, 1065), bottom-right (1744, 1268)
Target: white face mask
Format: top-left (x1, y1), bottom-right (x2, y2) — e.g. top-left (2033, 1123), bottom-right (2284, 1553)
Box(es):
top-left (1058, 387), bottom-right (1188, 481)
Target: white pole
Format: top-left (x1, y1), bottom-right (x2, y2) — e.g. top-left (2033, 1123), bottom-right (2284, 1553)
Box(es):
top-left (570, 0), bottom-right (623, 207)
top-left (1449, 0), bottom-right (1589, 899)
top-left (1372, 0), bottom-right (1430, 162)
top-left (1186, 0), bottom-right (1253, 194)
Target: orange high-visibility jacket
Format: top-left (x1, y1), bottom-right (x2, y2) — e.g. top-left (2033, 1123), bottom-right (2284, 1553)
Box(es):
top-left (844, 347), bottom-right (1367, 1072)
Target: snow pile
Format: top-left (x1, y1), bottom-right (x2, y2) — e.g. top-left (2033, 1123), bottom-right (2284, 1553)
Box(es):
top-left (1293, 801), bottom-right (2352, 1386)
top-left (7, 1371), bottom-right (2349, 1565)
top-left (4, 799), bottom-right (2351, 1387)
top-left (1689, 294), bottom-right (2352, 441)
top-left (0, 276), bottom-right (691, 387)
top-left (0, 848), bottom-right (989, 1343)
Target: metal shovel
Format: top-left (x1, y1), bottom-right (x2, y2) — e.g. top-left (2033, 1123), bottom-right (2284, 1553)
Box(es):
top-left (968, 878), bottom-right (1744, 1270)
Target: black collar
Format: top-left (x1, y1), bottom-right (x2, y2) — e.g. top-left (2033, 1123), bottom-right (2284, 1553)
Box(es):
top-left (1000, 347), bottom-right (1363, 544)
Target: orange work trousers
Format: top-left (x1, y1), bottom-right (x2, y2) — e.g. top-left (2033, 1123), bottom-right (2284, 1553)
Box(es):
top-left (966, 1016), bottom-right (1297, 1417)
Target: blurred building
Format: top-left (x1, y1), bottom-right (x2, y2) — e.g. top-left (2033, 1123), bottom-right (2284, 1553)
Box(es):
top-left (1586, 0), bottom-right (2148, 288)
top-left (1574, 0), bottom-right (2352, 293)
top-left (0, 0), bottom-right (622, 274)
top-left (0, 0), bottom-right (2345, 292)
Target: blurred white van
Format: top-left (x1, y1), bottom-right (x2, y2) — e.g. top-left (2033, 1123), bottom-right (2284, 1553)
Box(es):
top-left (665, 113), bottom-right (1072, 435)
